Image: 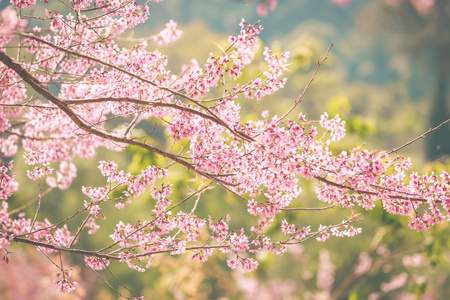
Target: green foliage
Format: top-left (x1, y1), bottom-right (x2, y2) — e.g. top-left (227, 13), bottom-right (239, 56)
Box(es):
top-left (413, 282), bottom-right (428, 299)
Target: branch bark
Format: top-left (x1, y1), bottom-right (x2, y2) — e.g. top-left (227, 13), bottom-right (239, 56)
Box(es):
top-left (0, 50), bottom-right (232, 186)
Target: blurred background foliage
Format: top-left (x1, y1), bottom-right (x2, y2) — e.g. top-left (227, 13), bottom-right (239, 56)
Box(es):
top-left (2, 0), bottom-right (450, 299)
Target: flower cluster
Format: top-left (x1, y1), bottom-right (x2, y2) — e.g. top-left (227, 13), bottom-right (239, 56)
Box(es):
top-left (256, 0), bottom-right (278, 17)
top-left (24, 150), bottom-right (53, 181)
top-left (84, 256), bottom-right (110, 270)
top-left (54, 269), bottom-right (78, 293)
top-left (242, 47), bottom-right (289, 101)
top-left (46, 161), bottom-right (77, 190)
top-left (319, 112), bottom-right (346, 142)
top-left (227, 257), bottom-right (259, 272)
top-left (0, 161), bottom-right (18, 200)
top-left (153, 20), bottom-right (182, 46)
top-left (0, 6), bottom-right (28, 45)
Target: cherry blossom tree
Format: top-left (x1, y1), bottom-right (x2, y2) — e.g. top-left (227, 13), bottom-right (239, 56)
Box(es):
top-left (0, 0), bottom-right (449, 298)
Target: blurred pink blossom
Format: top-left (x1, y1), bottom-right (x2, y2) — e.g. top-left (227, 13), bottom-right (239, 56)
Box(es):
top-left (354, 252), bottom-right (373, 275)
top-left (256, 3), bottom-right (268, 17)
top-left (380, 272), bottom-right (408, 292)
top-left (330, 0), bottom-right (354, 7)
top-left (256, 0), bottom-right (278, 16)
top-left (410, 0), bottom-right (435, 15)
top-left (153, 19), bottom-right (182, 46)
top-left (0, 6), bottom-right (28, 36)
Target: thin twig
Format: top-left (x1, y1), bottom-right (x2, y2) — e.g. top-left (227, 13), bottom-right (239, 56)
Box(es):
top-left (69, 213), bottom-right (91, 247)
top-left (314, 175), bottom-right (437, 203)
top-left (87, 263), bottom-right (135, 299)
top-left (8, 187), bottom-right (53, 215)
top-left (103, 262), bottom-right (140, 298)
top-left (388, 118), bottom-right (450, 154)
top-left (277, 43), bottom-right (333, 124)
top-left (13, 236), bottom-right (117, 259)
top-left (29, 181), bottom-right (43, 234)
top-left (281, 204), bottom-right (336, 211)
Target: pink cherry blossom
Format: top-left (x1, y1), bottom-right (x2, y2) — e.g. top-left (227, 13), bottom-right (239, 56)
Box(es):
top-left (0, 162), bottom-right (18, 200)
top-left (256, 4), bottom-right (269, 17)
top-left (380, 272), bottom-right (408, 292)
top-left (268, 0), bottom-right (278, 11)
top-left (330, 0), bottom-right (354, 7)
top-left (84, 256), bottom-right (110, 270)
top-left (256, 0), bottom-right (278, 16)
top-left (409, 0), bottom-right (435, 15)
top-left (0, 6), bottom-right (28, 37)
top-left (153, 20), bottom-right (182, 46)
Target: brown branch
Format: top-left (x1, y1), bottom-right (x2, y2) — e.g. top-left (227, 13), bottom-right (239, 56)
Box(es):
top-left (314, 175), bottom-right (438, 203)
top-left (13, 207), bottom-right (89, 238)
top-left (281, 204), bottom-right (336, 211)
top-left (8, 187), bottom-right (53, 214)
top-left (95, 185), bottom-right (212, 254)
top-left (133, 244), bottom-right (229, 258)
top-left (12, 218), bottom-right (361, 265)
top-left (17, 33), bottom-right (254, 142)
top-left (388, 118), bottom-right (450, 154)
top-left (277, 43), bottom-right (333, 124)
top-left (0, 50), bottom-right (232, 186)
top-left (12, 235), bottom-right (226, 261)
top-left (64, 97), bottom-right (238, 135)
top-left (13, 236), bottom-right (118, 260)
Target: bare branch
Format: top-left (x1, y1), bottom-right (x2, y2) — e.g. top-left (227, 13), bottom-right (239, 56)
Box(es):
top-left (388, 118), bottom-right (450, 154)
top-left (277, 43), bottom-right (333, 124)
top-left (281, 204), bottom-right (336, 211)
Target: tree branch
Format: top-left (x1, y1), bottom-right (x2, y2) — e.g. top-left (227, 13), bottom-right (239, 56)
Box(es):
top-left (276, 43), bottom-right (333, 124)
top-left (388, 118), bottom-right (450, 154)
top-left (0, 50), bottom-right (232, 186)
top-left (17, 33), bottom-right (254, 142)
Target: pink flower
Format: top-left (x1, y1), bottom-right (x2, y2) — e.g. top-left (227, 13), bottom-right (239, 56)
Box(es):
top-left (268, 0), bottom-right (278, 11)
top-left (11, 0), bottom-right (37, 8)
top-left (0, 237), bottom-right (10, 249)
top-left (170, 240), bottom-right (187, 255)
top-left (153, 19), bottom-right (182, 46)
top-left (330, 0), bottom-right (354, 7)
top-left (380, 272), bottom-right (408, 292)
top-left (316, 225), bottom-right (331, 242)
top-left (84, 256), bottom-right (110, 270)
top-left (54, 279), bottom-right (78, 293)
top-left (0, 6), bottom-right (28, 36)
top-left (256, 4), bottom-right (268, 16)
top-left (54, 268), bottom-right (78, 293)
top-left (0, 162), bottom-right (18, 200)
top-left (354, 252), bottom-right (372, 275)
top-left (409, 0), bottom-right (435, 16)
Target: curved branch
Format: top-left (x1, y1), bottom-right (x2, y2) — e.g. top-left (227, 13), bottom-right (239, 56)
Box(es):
top-left (17, 33), bottom-right (254, 142)
top-left (64, 97), bottom-right (239, 136)
top-left (13, 236), bottom-right (118, 260)
top-left (314, 175), bottom-right (438, 203)
top-left (281, 204), bottom-right (336, 211)
top-left (388, 118), bottom-right (450, 154)
top-left (276, 43), bottom-right (333, 124)
top-left (0, 50), bottom-right (231, 186)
